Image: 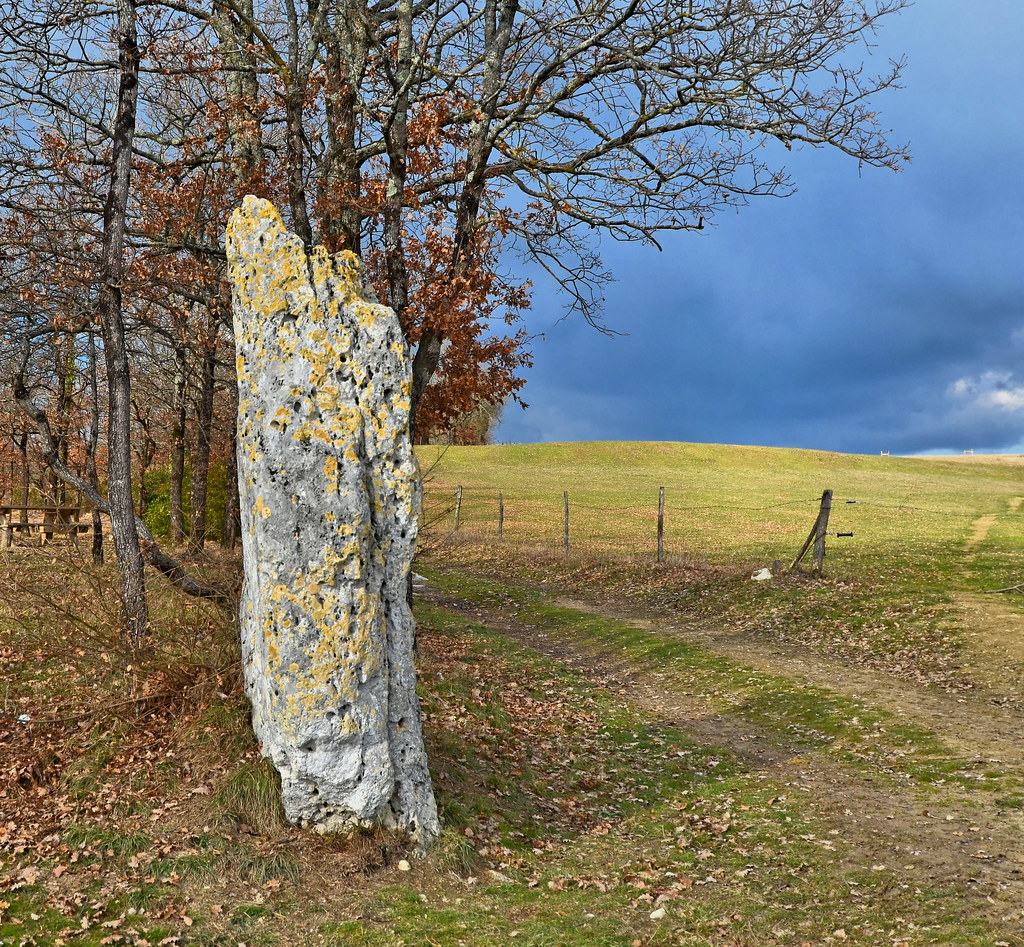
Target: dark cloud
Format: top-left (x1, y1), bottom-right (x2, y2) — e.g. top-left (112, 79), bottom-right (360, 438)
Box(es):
top-left (498, 1), bottom-right (1024, 454)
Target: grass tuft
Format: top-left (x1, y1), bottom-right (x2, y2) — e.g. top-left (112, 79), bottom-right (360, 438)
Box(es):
top-left (234, 845), bottom-right (302, 884)
top-left (430, 828), bottom-right (484, 878)
top-left (213, 757), bottom-right (287, 836)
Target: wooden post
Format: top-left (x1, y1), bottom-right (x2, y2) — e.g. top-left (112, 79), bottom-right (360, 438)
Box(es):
top-left (454, 485), bottom-right (463, 530)
top-left (657, 486), bottom-right (665, 563)
top-left (498, 492), bottom-right (504, 541)
top-left (563, 491), bottom-right (569, 555)
top-left (812, 489), bottom-right (833, 573)
top-left (791, 489), bottom-right (833, 573)
top-left (41, 508), bottom-right (54, 546)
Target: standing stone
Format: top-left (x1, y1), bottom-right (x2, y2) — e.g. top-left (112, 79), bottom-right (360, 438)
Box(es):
top-left (226, 196), bottom-right (439, 850)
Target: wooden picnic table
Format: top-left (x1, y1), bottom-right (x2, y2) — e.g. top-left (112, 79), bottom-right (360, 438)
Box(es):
top-left (0, 504), bottom-right (94, 547)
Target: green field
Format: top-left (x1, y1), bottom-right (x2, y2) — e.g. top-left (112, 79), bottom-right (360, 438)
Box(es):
top-left (2, 442), bottom-right (1023, 946)
top-left (419, 442), bottom-right (1023, 561)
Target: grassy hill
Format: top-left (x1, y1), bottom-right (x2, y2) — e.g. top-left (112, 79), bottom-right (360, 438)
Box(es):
top-left (418, 441), bottom-right (1024, 577)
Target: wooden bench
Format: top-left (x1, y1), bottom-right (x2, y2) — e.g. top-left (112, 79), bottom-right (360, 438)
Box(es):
top-left (0, 505), bottom-right (93, 548)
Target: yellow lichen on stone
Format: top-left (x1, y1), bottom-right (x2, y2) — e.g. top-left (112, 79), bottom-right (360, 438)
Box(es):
top-left (324, 456), bottom-right (339, 494)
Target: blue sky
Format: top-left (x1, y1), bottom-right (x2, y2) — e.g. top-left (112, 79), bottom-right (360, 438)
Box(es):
top-left (496, 1), bottom-right (1024, 455)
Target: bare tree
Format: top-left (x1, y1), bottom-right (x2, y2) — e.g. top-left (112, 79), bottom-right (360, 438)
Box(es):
top-left (0, 0), bottom-right (230, 627)
top-left (96, 0), bottom-right (150, 644)
top-left (193, 0), bottom-right (908, 432)
top-left (7, 2), bottom-right (900, 454)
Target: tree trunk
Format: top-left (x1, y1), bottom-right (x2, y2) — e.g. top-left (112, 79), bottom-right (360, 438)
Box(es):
top-left (220, 376), bottom-right (240, 551)
top-left (188, 323), bottom-right (216, 554)
top-left (382, 0), bottom-right (412, 318)
top-left (17, 432), bottom-right (30, 525)
top-left (133, 414), bottom-right (155, 517)
top-left (321, 21), bottom-right (364, 254)
top-left (221, 411), bottom-right (239, 550)
top-left (137, 469), bottom-right (149, 516)
top-left (53, 336), bottom-right (74, 507)
top-left (283, 62), bottom-right (313, 246)
top-left (278, 0), bottom-right (331, 247)
top-left (169, 344), bottom-right (187, 544)
top-left (99, 0), bottom-right (148, 646)
top-left (212, 0), bottom-right (265, 182)
top-left (87, 328), bottom-right (104, 564)
top-left (409, 328), bottom-right (442, 440)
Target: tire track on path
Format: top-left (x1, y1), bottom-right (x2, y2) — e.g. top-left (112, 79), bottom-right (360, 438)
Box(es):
top-left (959, 494), bottom-right (1024, 696)
top-left (422, 585), bottom-right (1024, 936)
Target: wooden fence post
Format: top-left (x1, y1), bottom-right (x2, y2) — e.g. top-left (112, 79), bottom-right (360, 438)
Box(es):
top-left (498, 492), bottom-right (504, 541)
top-left (454, 485), bottom-right (463, 530)
top-left (657, 486), bottom-right (665, 563)
top-left (812, 489), bottom-right (833, 573)
top-left (563, 491), bottom-right (569, 555)
top-left (791, 488), bottom-right (833, 573)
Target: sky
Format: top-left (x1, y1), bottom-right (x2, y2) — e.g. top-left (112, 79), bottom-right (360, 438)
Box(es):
top-left (495, 1), bottom-right (1024, 455)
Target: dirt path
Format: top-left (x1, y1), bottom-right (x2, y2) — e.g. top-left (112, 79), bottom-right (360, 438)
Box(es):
top-left (422, 586), bottom-right (1024, 938)
top-left (966, 496), bottom-right (1023, 550)
top-left (558, 597), bottom-right (1024, 769)
top-left (959, 495), bottom-right (1024, 695)
top-left (967, 514), bottom-right (999, 550)
top-left (423, 492), bottom-right (1024, 935)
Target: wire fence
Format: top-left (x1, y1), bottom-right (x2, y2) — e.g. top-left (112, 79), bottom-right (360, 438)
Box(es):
top-left (420, 480), bottom-right (987, 568)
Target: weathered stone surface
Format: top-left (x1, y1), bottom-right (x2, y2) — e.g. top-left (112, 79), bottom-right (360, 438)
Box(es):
top-left (225, 196), bottom-right (439, 849)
